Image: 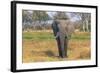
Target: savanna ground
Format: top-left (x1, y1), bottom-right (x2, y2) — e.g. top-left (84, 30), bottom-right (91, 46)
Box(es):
top-left (22, 30), bottom-right (91, 63)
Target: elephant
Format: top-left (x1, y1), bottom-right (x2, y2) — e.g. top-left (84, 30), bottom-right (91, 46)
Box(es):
top-left (52, 19), bottom-right (74, 58)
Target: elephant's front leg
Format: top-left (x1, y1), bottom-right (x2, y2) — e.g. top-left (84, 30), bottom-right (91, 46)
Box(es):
top-left (59, 36), bottom-right (66, 58)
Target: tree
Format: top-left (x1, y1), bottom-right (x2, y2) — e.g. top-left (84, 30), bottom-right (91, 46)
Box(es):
top-left (22, 10), bottom-right (33, 31)
top-left (22, 10), bottom-right (32, 23)
top-left (32, 11), bottom-right (50, 30)
top-left (32, 11), bottom-right (50, 21)
top-left (73, 13), bottom-right (91, 32)
top-left (53, 12), bottom-right (69, 20)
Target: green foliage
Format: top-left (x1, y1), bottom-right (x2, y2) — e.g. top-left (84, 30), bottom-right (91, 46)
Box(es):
top-left (22, 10), bottom-right (32, 22)
top-left (32, 11), bottom-right (50, 21)
top-left (53, 12), bottom-right (69, 20)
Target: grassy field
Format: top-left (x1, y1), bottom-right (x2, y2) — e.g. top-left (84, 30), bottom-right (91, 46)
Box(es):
top-left (22, 30), bottom-right (91, 63)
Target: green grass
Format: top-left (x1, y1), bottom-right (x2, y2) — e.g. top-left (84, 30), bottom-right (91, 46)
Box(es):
top-left (23, 31), bottom-right (54, 41)
top-left (71, 33), bottom-right (90, 40)
top-left (23, 31), bottom-right (90, 41)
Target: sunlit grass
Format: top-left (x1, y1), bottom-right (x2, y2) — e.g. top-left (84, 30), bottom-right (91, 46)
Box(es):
top-left (23, 31), bottom-right (90, 41)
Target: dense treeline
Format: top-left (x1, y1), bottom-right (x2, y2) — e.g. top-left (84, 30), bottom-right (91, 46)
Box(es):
top-left (22, 10), bottom-right (91, 32)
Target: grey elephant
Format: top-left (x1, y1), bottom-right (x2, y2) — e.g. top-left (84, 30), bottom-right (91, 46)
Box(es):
top-left (52, 19), bottom-right (74, 58)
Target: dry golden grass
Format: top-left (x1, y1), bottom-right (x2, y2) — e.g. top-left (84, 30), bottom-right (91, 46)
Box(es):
top-left (22, 31), bottom-right (91, 63)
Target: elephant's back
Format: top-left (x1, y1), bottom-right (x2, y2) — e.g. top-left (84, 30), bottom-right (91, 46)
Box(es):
top-left (58, 20), bottom-right (74, 36)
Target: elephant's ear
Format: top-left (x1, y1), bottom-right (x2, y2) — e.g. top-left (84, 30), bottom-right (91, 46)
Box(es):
top-left (51, 20), bottom-right (60, 36)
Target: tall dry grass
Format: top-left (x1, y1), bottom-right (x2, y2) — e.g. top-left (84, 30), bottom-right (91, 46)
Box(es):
top-left (22, 31), bottom-right (91, 63)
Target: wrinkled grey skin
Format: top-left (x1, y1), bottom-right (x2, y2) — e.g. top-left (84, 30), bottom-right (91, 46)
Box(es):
top-left (52, 19), bottom-right (74, 58)
top-left (57, 20), bottom-right (74, 38)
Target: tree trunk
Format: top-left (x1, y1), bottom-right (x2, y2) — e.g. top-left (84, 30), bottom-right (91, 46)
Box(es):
top-left (82, 21), bottom-right (85, 32)
top-left (86, 19), bottom-right (89, 32)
